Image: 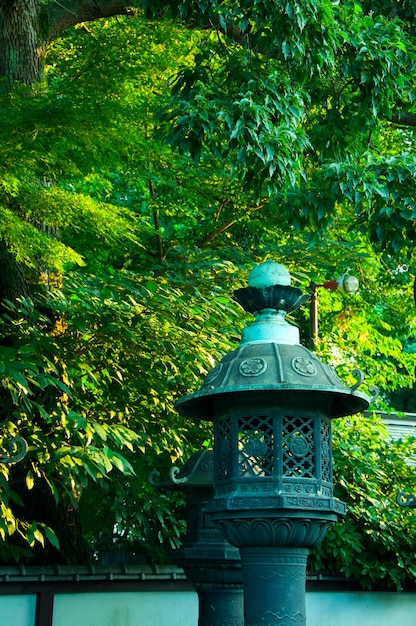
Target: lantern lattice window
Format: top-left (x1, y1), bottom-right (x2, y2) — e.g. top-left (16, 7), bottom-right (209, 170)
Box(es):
top-left (238, 415), bottom-right (273, 477)
top-left (282, 415), bottom-right (315, 478)
top-left (320, 419), bottom-right (332, 483)
top-left (216, 419), bottom-right (232, 479)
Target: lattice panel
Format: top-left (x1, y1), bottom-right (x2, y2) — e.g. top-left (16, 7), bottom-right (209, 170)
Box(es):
top-left (215, 419), bottom-right (232, 480)
top-left (238, 415), bottom-right (273, 477)
top-left (320, 419), bottom-right (332, 482)
top-left (282, 415), bottom-right (315, 478)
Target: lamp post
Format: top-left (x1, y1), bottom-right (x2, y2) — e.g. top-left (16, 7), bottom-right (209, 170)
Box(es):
top-left (176, 260), bottom-right (370, 626)
top-left (309, 274), bottom-right (359, 350)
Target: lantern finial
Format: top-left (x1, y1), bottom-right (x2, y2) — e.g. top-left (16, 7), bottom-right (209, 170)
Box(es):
top-left (233, 261), bottom-right (309, 345)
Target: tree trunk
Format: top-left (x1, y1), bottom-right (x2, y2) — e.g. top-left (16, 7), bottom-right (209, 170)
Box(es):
top-left (0, 0), bottom-right (46, 86)
top-left (0, 0), bottom-right (137, 87)
top-left (0, 241), bottom-right (32, 303)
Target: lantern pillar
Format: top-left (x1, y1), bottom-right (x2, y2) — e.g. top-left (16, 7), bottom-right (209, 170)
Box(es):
top-left (176, 261), bottom-right (371, 625)
top-left (149, 449), bottom-right (243, 626)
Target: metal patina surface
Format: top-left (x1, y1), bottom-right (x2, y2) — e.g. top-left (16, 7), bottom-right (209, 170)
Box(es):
top-left (175, 260), bottom-right (372, 626)
top-left (149, 449), bottom-right (243, 626)
top-left (176, 260), bottom-right (370, 421)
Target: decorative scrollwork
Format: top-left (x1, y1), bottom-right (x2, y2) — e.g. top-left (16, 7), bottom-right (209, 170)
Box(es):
top-left (397, 492), bottom-right (416, 508)
top-left (169, 465), bottom-right (189, 484)
top-left (350, 369), bottom-right (365, 391)
top-left (147, 470), bottom-right (161, 487)
top-left (0, 437), bottom-right (28, 464)
top-left (368, 386), bottom-right (379, 403)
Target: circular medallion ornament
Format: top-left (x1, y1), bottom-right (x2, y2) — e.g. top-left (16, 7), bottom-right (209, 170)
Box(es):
top-left (289, 435), bottom-right (309, 457)
top-left (239, 358), bottom-right (267, 377)
top-left (244, 435), bottom-right (269, 457)
top-left (291, 357), bottom-right (317, 377)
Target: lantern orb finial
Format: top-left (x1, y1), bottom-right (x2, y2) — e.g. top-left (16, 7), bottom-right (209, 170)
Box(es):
top-left (233, 260), bottom-right (308, 346)
top-left (248, 260), bottom-right (291, 288)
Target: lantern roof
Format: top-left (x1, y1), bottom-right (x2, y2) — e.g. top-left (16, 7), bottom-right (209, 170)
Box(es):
top-left (175, 261), bottom-right (372, 420)
top-left (148, 449), bottom-right (213, 491)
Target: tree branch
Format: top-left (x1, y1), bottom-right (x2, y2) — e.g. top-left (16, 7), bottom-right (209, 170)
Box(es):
top-left (197, 199), bottom-right (267, 248)
top-left (388, 111), bottom-right (416, 127)
top-left (197, 218), bottom-right (237, 248)
top-left (45, 0), bottom-right (247, 44)
top-left (45, 0), bottom-right (140, 39)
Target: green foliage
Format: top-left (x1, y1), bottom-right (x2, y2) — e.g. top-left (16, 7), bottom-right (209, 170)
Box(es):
top-left (312, 266), bottom-right (415, 399)
top-left (310, 415), bottom-right (416, 590)
top-left (159, 46), bottom-right (310, 193)
top-left (0, 296), bottom-right (142, 559)
top-left (0, 5), bottom-right (414, 587)
top-left (0, 255), bottom-right (244, 560)
top-left (80, 473), bottom-right (187, 563)
top-left (157, 0), bottom-right (416, 257)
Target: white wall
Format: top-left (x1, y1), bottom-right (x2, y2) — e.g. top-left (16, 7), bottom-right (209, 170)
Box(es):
top-left (0, 594), bottom-right (37, 626)
top-left (3, 589), bottom-right (416, 626)
top-left (306, 592), bottom-right (416, 626)
top-left (52, 591), bottom-right (198, 626)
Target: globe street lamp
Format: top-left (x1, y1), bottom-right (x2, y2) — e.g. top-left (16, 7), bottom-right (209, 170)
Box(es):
top-left (309, 274), bottom-right (359, 349)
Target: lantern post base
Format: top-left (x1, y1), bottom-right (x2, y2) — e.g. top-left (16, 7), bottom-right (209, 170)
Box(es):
top-left (194, 582), bottom-right (244, 626)
top-left (240, 546), bottom-right (308, 626)
top-left (175, 555), bottom-right (243, 626)
top-left (212, 512), bottom-right (336, 626)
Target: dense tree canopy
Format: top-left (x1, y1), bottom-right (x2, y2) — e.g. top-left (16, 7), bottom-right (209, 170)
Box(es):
top-left (0, 0), bottom-right (415, 588)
